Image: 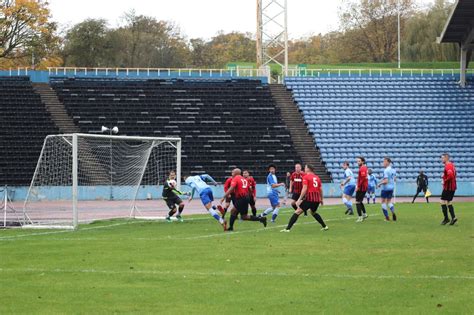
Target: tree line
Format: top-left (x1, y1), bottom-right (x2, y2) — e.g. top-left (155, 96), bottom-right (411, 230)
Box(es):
top-left (0, 0), bottom-right (463, 70)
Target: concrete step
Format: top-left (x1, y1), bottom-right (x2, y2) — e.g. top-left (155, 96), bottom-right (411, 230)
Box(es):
top-left (32, 83), bottom-right (80, 134)
top-left (270, 83), bottom-right (331, 182)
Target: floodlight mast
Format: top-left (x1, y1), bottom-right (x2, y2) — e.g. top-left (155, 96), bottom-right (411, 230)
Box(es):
top-left (256, 0), bottom-right (289, 77)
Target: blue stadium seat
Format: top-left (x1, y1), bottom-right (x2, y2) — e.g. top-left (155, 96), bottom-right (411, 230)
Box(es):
top-left (285, 76), bottom-right (474, 182)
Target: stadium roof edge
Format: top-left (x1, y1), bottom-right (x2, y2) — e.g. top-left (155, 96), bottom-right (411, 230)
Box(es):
top-left (437, 0), bottom-right (474, 46)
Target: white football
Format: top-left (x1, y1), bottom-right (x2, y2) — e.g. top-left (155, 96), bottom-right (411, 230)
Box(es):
top-left (167, 179), bottom-right (177, 188)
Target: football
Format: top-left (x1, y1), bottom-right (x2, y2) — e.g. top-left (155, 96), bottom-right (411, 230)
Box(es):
top-left (167, 179), bottom-right (177, 188)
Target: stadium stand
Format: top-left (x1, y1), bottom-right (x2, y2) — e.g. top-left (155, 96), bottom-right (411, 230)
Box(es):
top-left (50, 77), bottom-right (302, 181)
top-left (0, 77), bottom-right (59, 185)
top-left (285, 76), bottom-right (474, 182)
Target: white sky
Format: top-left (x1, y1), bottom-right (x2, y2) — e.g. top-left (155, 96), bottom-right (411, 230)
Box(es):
top-left (49, 0), bottom-right (438, 40)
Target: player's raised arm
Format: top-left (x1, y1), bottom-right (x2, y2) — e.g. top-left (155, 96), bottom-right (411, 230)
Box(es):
top-left (200, 174), bottom-right (218, 185)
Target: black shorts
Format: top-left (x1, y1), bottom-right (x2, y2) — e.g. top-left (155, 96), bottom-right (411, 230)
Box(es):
top-left (417, 186), bottom-right (427, 193)
top-left (291, 193), bottom-right (301, 201)
top-left (300, 200), bottom-right (320, 213)
top-left (249, 195), bottom-right (256, 206)
top-left (441, 190), bottom-right (455, 202)
top-left (234, 197), bottom-right (249, 216)
top-left (165, 196), bottom-right (183, 210)
top-left (355, 190), bottom-right (367, 203)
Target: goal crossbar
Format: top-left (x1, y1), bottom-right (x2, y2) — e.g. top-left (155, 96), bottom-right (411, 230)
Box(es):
top-left (22, 133), bottom-right (181, 230)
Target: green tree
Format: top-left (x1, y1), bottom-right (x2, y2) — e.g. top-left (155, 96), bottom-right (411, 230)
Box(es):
top-left (62, 19), bottom-right (110, 67)
top-left (204, 32), bottom-right (256, 67)
top-left (112, 11), bottom-right (190, 68)
top-left (338, 0), bottom-right (415, 63)
top-left (402, 0), bottom-right (458, 62)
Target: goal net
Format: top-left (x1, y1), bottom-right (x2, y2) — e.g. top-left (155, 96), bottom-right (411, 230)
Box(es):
top-left (23, 134), bottom-right (181, 229)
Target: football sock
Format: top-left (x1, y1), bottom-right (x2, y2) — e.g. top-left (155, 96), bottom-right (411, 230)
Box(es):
top-left (343, 198), bottom-right (353, 212)
top-left (178, 205), bottom-right (184, 214)
top-left (272, 208), bottom-right (280, 221)
top-left (291, 203), bottom-right (297, 210)
top-left (381, 203), bottom-right (389, 218)
top-left (373, 197), bottom-right (376, 203)
top-left (448, 205), bottom-right (456, 219)
top-left (251, 206), bottom-right (257, 217)
top-left (361, 203), bottom-right (366, 214)
top-left (262, 207), bottom-right (273, 216)
top-left (356, 203), bottom-right (362, 216)
top-left (389, 203), bottom-right (395, 214)
top-left (208, 208), bottom-right (222, 222)
top-left (441, 205), bottom-right (448, 220)
top-left (286, 213), bottom-right (299, 230)
top-left (167, 209), bottom-right (175, 217)
top-left (249, 216), bottom-right (260, 222)
top-left (229, 214), bottom-right (237, 229)
top-left (312, 212), bottom-right (326, 228)
top-left (367, 196), bottom-right (370, 204)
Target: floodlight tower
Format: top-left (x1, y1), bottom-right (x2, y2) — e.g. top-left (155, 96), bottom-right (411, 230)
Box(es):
top-left (257, 0), bottom-right (289, 77)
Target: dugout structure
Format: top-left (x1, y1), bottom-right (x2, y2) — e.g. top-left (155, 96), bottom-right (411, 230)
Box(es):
top-left (437, 0), bottom-right (474, 87)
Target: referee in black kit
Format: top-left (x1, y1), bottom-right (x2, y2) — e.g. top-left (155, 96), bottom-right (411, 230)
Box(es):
top-left (412, 170), bottom-right (429, 203)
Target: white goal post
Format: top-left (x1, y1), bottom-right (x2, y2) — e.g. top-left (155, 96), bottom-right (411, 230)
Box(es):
top-left (23, 134), bottom-right (181, 229)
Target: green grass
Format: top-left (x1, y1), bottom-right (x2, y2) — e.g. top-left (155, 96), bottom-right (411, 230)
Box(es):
top-left (1, 202), bottom-right (473, 314)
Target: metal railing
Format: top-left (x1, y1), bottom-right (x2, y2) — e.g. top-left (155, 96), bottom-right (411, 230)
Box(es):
top-left (46, 67), bottom-right (270, 79)
top-left (285, 68), bottom-right (474, 78)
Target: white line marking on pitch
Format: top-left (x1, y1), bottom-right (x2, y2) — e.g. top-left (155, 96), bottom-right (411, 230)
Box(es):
top-left (0, 211), bottom-right (364, 242)
top-left (0, 267), bottom-right (471, 281)
top-left (179, 214), bottom-right (375, 240)
top-left (0, 207), bottom-right (340, 241)
top-left (0, 216), bottom-right (213, 241)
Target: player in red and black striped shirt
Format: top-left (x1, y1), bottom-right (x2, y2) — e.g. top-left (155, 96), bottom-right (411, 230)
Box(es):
top-left (289, 163), bottom-right (307, 215)
top-left (219, 175), bottom-right (234, 218)
top-left (440, 153), bottom-right (457, 225)
top-left (221, 168), bottom-right (267, 231)
top-left (243, 170), bottom-right (258, 216)
top-left (355, 156), bottom-right (369, 222)
top-left (281, 164), bottom-right (328, 232)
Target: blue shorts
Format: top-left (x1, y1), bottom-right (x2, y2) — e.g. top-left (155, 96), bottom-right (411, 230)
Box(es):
top-left (381, 190), bottom-right (394, 199)
top-left (268, 191), bottom-right (280, 207)
top-left (343, 185), bottom-right (356, 196)
top-left (367, 185), bottom-right (375, 193)
top-left (199, 188), bottom-right (214, 206)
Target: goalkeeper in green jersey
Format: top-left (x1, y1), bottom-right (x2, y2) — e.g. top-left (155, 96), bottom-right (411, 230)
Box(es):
top-left (163, 171), bottom-right (189, 222)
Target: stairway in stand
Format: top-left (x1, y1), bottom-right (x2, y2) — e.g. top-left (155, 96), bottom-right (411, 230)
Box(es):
top-left (32, 83), bottom-right (80, 134)
top-left (32, 83), bottom-right (110, 185)
top-left (269, 84), bottom-right (332, 182)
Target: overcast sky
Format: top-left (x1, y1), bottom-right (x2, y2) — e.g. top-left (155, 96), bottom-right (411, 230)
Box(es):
top-left (49, 0), bottom-right (439, 40)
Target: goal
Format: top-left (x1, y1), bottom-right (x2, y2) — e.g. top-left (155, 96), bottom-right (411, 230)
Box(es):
top-left (23, 134), bottom-right (181, 229)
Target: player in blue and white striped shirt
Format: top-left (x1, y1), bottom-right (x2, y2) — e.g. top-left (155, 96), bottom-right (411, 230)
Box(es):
top-left (377, 157), bottom-right (397, 221)
top-left (366, 169), bottom-right (378, 204)
top-left (185, 174), bottom-right (227, 231)
top-left (340, 161), bottom-right (356, 215)
top-left (260, 164), bottom-right (285, 222)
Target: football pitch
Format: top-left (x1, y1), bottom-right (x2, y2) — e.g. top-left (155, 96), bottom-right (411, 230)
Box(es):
top-left (1, 202), bottom-right (472, 314)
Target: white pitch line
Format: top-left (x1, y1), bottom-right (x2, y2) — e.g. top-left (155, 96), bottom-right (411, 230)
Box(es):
top-left (0, 207), bottom-right (342, 241)
top-left (178, 214), bottom-right (374, 240)
top-left (0, 212), bottom-right (370, 242)
top-left (0, 220), bottom-right (142, 240)
top-left (0, 267), bottom-right (472, 281)
top-left (0, 215), bottom-right (216, 241)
